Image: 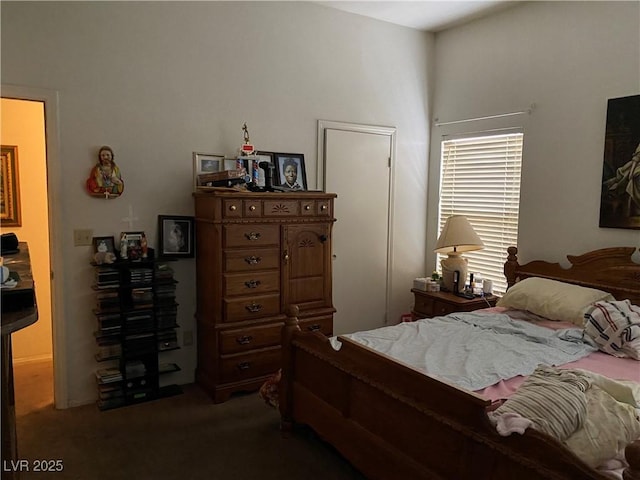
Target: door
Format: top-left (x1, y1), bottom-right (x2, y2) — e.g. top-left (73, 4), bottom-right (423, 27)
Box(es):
top-left (282, 223), bottom-right (332, 312)
top-left (320, 122), bottom-right (395, 334)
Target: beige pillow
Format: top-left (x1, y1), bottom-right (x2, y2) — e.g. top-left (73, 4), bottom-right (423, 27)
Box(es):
top-left (497, 277), bottom-right (614, 325)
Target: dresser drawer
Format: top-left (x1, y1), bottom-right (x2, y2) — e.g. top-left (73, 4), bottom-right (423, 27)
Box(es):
top-left (224, 271), bottom-right (280, 296)
top-left (413, 296), bottom-right (434, 317)
top-left (223, 293), bottom-right (281, 322)
top-left (224, 248), bottom-right (280, 272)
top-left (262, 199), bottom-right (300, 218)
top-left (224, 224), bottom-right (279, 248)
top-left (219, 347), bottom-right (281, 383)
top-left (219, 322), bottom-right (282, 354)
top-left (432, 300), bottom-right (456, 317)
top-left (298, 315), bottom-right (333, 336)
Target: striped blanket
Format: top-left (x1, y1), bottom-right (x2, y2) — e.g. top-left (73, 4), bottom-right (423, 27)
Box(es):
top-left (584, 300), bottom-right (640, 359)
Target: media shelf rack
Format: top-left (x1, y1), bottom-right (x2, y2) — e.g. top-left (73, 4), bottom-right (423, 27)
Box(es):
top-left (91, 248), bottom-right (182, 410)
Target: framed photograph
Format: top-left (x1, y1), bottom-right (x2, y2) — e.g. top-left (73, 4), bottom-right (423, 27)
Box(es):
top-left (93, 236), bottom-right (116, 254)
top-left (223, 158), bottom-right (239, 171)
top-left (273, 153), bottom-right (307, 191)
top-left (1, 145), bottom-right (21, 227)
top-left (193, 152), bottom-right (225, 189)
top-left (119, 231), bottom-right (148, 261)
top-left (158, 215), bottom-right (194, 258)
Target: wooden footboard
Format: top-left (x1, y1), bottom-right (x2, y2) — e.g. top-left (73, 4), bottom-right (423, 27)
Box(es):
top-left (280, 305), bottom-right (640, 480)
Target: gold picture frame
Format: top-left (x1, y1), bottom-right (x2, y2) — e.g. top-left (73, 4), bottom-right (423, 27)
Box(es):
top-left (1, 145), bottom-right (21, 227)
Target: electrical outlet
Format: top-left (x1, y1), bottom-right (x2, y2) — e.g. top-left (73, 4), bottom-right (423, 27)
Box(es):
top-left (183, 330), bottom-right (194, 346)
top-left (73, 229), bottom-right (94, 246)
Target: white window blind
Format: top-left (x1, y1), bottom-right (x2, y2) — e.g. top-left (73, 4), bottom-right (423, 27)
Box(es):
top-left (437, 132), bottom-right (523, 295)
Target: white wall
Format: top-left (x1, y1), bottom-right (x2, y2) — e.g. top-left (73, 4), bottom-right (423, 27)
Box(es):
top-left (1, 2), bottom-right (432, 406)
top-left (428, 1), bottom-right (640, 269)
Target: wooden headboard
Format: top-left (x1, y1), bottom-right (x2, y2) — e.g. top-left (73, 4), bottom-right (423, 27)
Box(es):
top-left (504, 246), bottom-right (640, 305)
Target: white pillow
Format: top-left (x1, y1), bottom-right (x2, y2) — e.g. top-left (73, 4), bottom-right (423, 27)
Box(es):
top-left (497, 277), bottom-right (614, 326)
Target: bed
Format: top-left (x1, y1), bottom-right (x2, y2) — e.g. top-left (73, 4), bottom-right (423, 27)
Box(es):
top-left (279, 246), bottom-right (640, 480)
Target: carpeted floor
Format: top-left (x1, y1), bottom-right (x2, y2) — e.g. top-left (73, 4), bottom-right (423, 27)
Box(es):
top-left (13, 360), bottom-right (365, 480)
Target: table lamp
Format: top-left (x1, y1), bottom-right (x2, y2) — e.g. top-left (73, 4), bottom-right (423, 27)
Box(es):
top-left (434, 215), bottom-right (484, 293)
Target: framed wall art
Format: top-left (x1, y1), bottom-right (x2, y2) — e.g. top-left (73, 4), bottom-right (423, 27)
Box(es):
top-left (193, 152), bottom-right (225, 189)
top-left (273, 153), bottom-right (307, 191)
top-left (1, 145), bottom-right (21, 227)
top-left (599, 94), bottom-right (640, 230)
top-left (158, 215), bottom-right (194, 258)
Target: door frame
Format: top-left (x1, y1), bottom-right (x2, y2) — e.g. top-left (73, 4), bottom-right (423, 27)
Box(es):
top-left (2, 84), bottom-right (67, 408)
top-left (317, 120), bottom-right (397, 325)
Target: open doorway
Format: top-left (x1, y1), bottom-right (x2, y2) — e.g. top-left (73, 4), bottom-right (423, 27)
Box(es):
top-left (1, 98), bottom-right (53, 411)
top-left (1, 86), bottom-right (64, 410)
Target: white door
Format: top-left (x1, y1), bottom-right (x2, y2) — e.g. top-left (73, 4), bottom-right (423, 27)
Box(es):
top-left (321, 123), bottom-right (394, 334)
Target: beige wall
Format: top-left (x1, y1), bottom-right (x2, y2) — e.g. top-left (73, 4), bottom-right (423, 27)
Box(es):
top-left (1, 98), bottom-right (52, 362)
top-left (428, 1), bottom-right (640, 268)
top-left (1, 2), bottom-right (432, 406)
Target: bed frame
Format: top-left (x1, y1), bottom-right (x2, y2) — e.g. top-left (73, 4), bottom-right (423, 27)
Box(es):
top-left (280, 246), bottom-right (640, 480)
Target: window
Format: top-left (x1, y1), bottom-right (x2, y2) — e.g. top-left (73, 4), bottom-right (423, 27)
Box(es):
top-left (437, 132), bottom-right (523, 295)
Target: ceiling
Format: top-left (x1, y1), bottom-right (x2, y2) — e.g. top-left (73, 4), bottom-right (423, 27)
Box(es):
top-left (316, 1), bottom-right (516, 32)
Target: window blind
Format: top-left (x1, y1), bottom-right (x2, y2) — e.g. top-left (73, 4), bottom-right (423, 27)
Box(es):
top-left (437, 132), bottom-right (523, 295)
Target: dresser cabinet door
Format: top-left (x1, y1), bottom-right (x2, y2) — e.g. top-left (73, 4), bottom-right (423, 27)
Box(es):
top-left (282, 223), bottom-right (332, 311)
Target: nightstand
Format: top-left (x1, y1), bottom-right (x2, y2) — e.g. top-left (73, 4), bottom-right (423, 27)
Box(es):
top-left (411, 288), bottom-right (498, 320)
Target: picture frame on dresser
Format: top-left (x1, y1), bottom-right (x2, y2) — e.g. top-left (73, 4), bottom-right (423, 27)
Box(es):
top-left (274, 153), bottom-right (307, 190)
top-left (158, 215), bottom-right (194, 258)
top-left (192, 152), bottom-right (225, 190)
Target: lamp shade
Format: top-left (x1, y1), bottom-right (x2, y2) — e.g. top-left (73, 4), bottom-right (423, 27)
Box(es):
top-left (434, 215), bottom-right (484, 254)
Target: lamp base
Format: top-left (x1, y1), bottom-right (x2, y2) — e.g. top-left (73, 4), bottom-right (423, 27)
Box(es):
top-left (441, 254), bottom-right (468, 293)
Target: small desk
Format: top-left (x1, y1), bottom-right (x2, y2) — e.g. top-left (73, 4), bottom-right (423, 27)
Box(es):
top-left (1, 243), bottom-right (38, 480)
top-left (411, 288), bottom-right (498, 320)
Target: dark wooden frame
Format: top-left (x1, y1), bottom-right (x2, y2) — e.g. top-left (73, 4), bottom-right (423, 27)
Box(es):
top-left (274, 153), bottom-right (307, 190)
top-left (158, 215), bottom-right (194, 258)
top-left (0, 145), bottom-right (21, 227)
top-left (280, 246), bottom-right (640, 480)
top-left (92, 236), bottom-right (116, 254)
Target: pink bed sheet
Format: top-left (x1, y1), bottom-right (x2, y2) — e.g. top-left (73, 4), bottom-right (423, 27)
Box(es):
top-left (476, 308), bottom-right (640, 402)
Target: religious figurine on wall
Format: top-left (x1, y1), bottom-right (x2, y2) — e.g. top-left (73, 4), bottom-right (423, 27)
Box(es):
top-left (86, 145), bottom-right (124, 198)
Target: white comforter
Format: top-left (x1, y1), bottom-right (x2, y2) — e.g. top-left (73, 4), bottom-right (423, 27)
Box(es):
top-left (330, 312), bottom-right (598, 391)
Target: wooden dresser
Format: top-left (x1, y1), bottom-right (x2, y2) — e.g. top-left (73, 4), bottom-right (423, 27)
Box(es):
top-left (194, 190), bottom-right (336, 403)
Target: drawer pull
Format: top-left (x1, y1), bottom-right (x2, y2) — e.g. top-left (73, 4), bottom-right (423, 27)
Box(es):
top-left (283, 250), bottom-right (289, 264)
top-left (245, 232), bottom-right (261, 241)
top-left (237, 362), bottom-right (251, 371)
top-left (245, 302), bottom-right (262, 313)
top-left (307, 324), bottom-right (321, 332)
top-left (236, 335), bottom-right (253, 345)
top-left (244, 256), bottom-right (262, 265)
top-left (229, 205), bottom-right (237, 211)
top-left (304, 204), bottom-right (311, 211)
top-left (244, 279), bottom-right (261, 289)
top-left (320, 204), bottom-right (327, 211)
top-left (249, 205), bottom-right (257, 211)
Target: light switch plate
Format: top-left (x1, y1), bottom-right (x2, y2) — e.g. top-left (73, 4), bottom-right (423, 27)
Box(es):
top-left (73, 229), bottom-right (93, 246)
